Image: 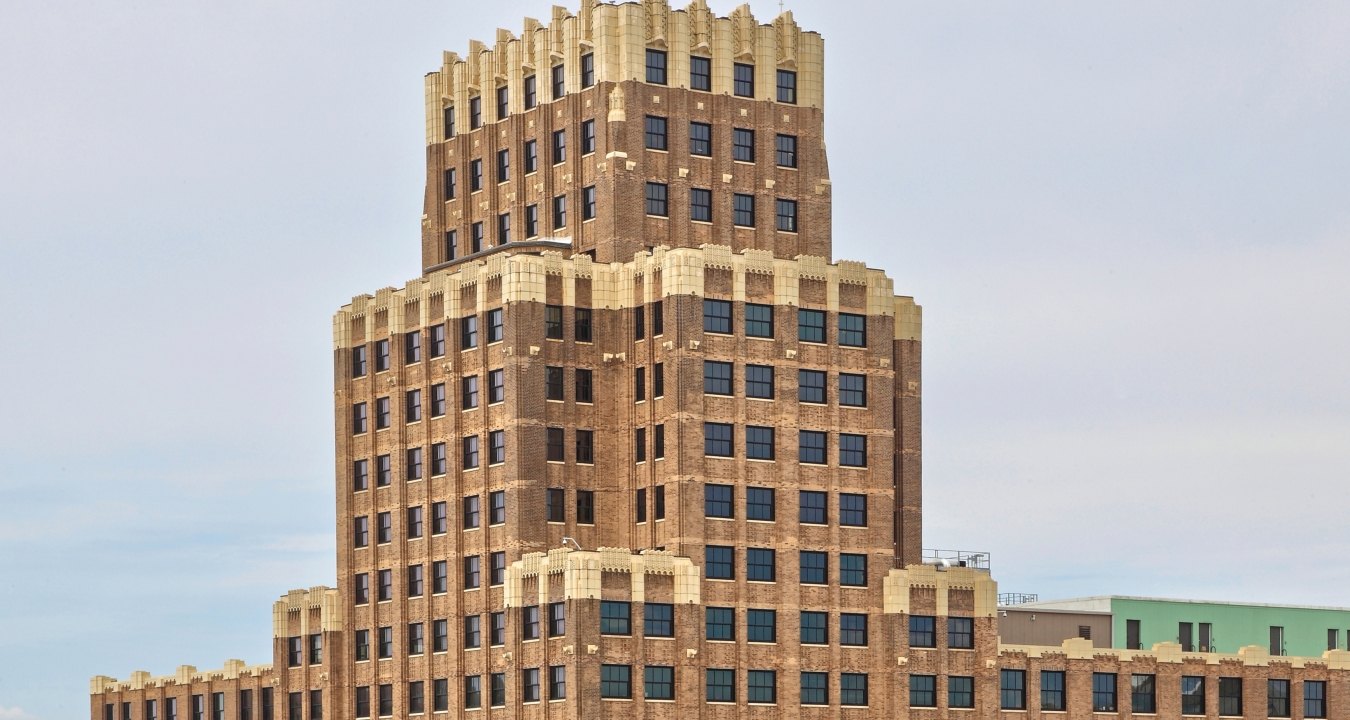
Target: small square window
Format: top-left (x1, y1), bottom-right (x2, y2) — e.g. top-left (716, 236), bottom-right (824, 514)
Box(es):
top-left (703, 299), bottom-right (732, 334)
top-left (747, 547), bottom-right (775, 582)
top-left (704, 423), bottom-right (733, 457)
top-left (910, 674), bottom-right (936, 708)
top-left (644, 602), bottom-right (673, 637)
top-left (703, 360), bottom-right (732, 395)
top-left (798, 430), bottom-right (827, 465)
top-left (949, 617), bottom-right (974, 649)
top-left (745, 303), bottom-right (773, 337)
top-left (798, 309), bottom-right (825, 343)
top-left (840, 493), bottom-right (867, 526)
top-left (840, 553), bottom-right (867, 586)
top-left (840, 614), bottom-right (868, 647)
top-left (799, 490), bottom-right (827, 523)
top-left (950, 676), bottom-right (975, 709)
top-left (840, 373), bottom-right (867, 407)
top-left (746, 425), bottom-right (774, 460)
top-left (840, 434), bottom-right (868, 467)
top-left (644, 666), bottom-right (674, 700)
top-left (706, 606), bottom-right (735, 640)
top-left (799, 551), bottom-right (827, 585)
top-left (705, 484), bottom-right (733, 518)
top-left (705, 545), bottom-right (734, 579)
top-left (706, 669), bottom-right (736, 703)
top-left (839, 313), bottom-right (867, 347)
top-left (600, 601), bottom-right (631, 635)
top-left (746, 486), bottom-right (774, 521)
top-left (600, 665), bottom-right (630, 700)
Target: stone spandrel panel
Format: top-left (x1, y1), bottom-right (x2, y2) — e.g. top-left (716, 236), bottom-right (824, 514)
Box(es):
top-left (503, 546), bottom-right (701, 608)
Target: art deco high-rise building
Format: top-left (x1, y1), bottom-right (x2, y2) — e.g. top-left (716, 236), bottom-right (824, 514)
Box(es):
top-left (91, 3), bottom-right (1350, 720)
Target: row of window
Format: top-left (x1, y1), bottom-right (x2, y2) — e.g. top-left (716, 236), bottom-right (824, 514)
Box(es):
top-left (704, 423), bottom-right (869, 466)
top-left (705, 300), bottom-right (868, 345)
top-left (704, 486), bottom-right (867, 526)
top-left (443, 53), bottom-right (798, 141)
top-left (702, 546), bottom-right (871, 586)
top-left (644, 183), bottom-right (799, 230)
top-left (643, 117), bottom-right (799, 166)
top-left (352, 553), bottom-right (511, 604)
top-left (348, 431), bottom-right (509, 471)
top-left (102, 689), bottom-right (303, 720)
top-left (997, 670), bottom-right (1326, 717)
top-left (704, 361), bottom-right (868, 405)
top-left (284, 634), bottom-right (322, 667)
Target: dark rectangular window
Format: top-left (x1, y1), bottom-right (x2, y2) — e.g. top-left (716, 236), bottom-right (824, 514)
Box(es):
top-left (745, 303), bottom-right (773, 337)
top-left (408, 621), bottom-right (425, 653)
top-left (497, 212), bottom-right (510, 244)
top-left (909, 615), bottom-right (936, 647)
top-left (354, 687), bottom-right (369, 719)
top-left (645, 49), bottom-right (667, 84)
top-left (524, 75), bottom-right (537, 109)
top-left (733, 193), bottom-right (755, 227)
top-left (487, 309), bottom-right (504, 343)
top-left (549, 666), bottom-right (565, 700)
top-left (839, 312), bottom-right (867, 347)
top-left (706, 669), bottom-right (735, 703)
top-left (732, 128), bottom-right (755, 162)
top-left (840, 553), bottom-right (867, 586)
top-left (949, 676), bottom-right (975, 709)
top-left (747, 670), bottom-right (776, 705)
top-left (1268, 678), bottom-right (1290, 717)
top-left (948, 617), bottom-right (974, 648)
top-left (689, 121), bottom-right (712, 156)
top-left (377, 626), bottom-right (393, 658)
top-left (840, 433), bottom-right (867, 467)
top-left (489, 610), bottom-right (506, 644)
top-left (488, 429), bottom-right (505, 464)
top-left (798, 430), bottom-right (826, 465)
top-left (430, 384), bottom-right (447, 419)
top-left (471, 221), bottom-right (483, 252)
top-left (520, 668), bottom-right (539, 703)
top-left (800, 610), bottom-right (827, 644)
top-left (654, 485), bottom-right (665, 519)
top-left (287, 693), bottom-right (301, 720)
top-left (1038, 670), bottom-right (1064, 711)
top-left (1306, 680), bottom-right (1327, 718)
top-left (798, 309), bottom-right (825, 343)
top-left (1182, 676), bottom-right (1206, 715)
top-left (354, 574), bottom-right (369, 604)
top-left (746, 425), bottom-right (774, 460)
top-left (582, 185), bottom-right (596, 220)
top-left (690, 187), bottom-right (712, 221)
top-left (840, 613), bottom-right (868, 646)
top-left (489, 491), bottom-right (505, 524)
top-left (464, 676), bottom-right (481, 710)
top-left (746, 486), bottom-right (774, 521)
top-left (552, 129), bottom-right (566, 165)
top-left (353, 517), bottom-right (369, 548)
top-left (799, 550), bottom-right (827, 585)
top-left (654, 424), bottom-right (665, 458)
top-left (462, 375), bottom-right (479, 409)
top-left (747, 608), bottom-right (776, 643)
top-left (406, 507), bottom-right (423, 538)
top-left (580, 53), bottom-right (594, 87)
top-left (443, 168), bottom-right (457, 200)
top-left (490, 673), bottom-right (506, 707)
top-left (746, 364), bottom-right (774, 399)
top-left (429, 325), bottom-right (446, 357)
top-left (635, 427), bottom-right (646, 462)
top-left (351, 345), bottom-right (368, 377)
top-left (747, 547), bottom-right (775, 581)
top-left (522, 606), bottom-right (540, 640)
top-left (704, 360), bottom-right (732, 395)
top-left (1095, 673), bottom-right (1119, 713)
top-left (652, 301), bottom-right (664, 336)
top-left (408, 680), bottom-right (424, 715)
top-left (432, 560), bottom-right (447, 593)
top-left (733, 63), bottom-right (754, 97)
top-left (576, 489), bottom-right (594, 523)
top-left (433, 679), bottom-right (448, 713)
top-left (552, 193), bottom-right (567, 229)
top-left (704, 423), bottom-right (733, 457)
top-left (840, 373), bottom-right (867, 407)
top-left (551, 63), bottom-right (565, 99)
top-left (374, 396), bottom-right (390, 429)
top-left (462, 435), bottom-right (480, 469)
top-left (635, 487), bottom-right (647, 521)
top-left (353, 459), bottom-right (368, 492)
top-left (799, 490), bottom-right (826, 523)
top-left (463, 556), bottom-right (481, 589)
top-left (581, 119), bottom-right (596, 155)
top-left (469, 96), bottom-right (481, 128)
top-left (460, 315), bottom-right (478, 349)
top-left (431, 620), bottom-right (448, 652)
top-left (706, 606), bottom-right (734, 640)
top-left (841, 673), bottom-right (868, 706)
top-left (690, 55), bottom-right (711, 91)
top-left (524, 139), bottom-right (538, 173)
top-left (703, 299), bottom-right (732, 333)
top-left (576, 368), bottom-right (593, 402)
top-left (910, 674), bottom-right (936, 708)
top-left (644, 602), bottom-right (673, 637)
top-left (644, 666), bottom-right (674, 701)
top-left (775, 198), bottom-right (797, 232)
top-left (463, 616), bottom-right (480, 648)
top-left (547, 488), bottom-right (565, 522)
top-left (775, 133), bottom-right (797, 167)
top-left (646, 182), bottom-right (668, 216)
top-left (376, 512), bottom-right (391, 544)
top-left (777, 69), bottom-right (797, 103)
top-left (549, 602), bottom-right (566, 636)
top-left (352, 402), bottom-right (368, 434)
top-left (545, 304), bottom-right (563, 339)
top-left (1000, 669), bottom-right (1027, 710)
top-left (705, 545), bottom-right (734, 579)
top-left (1129, 674), bottom-right (1156, 713)
top-left (463, 495), bottom-right (480, 529)
top-left (405, 389), bottom-right (422, 423)
top-left (600, 601), bottom-right (631, 635)
top-left (287, 635), bottom-right (303, 667)
top-left (645, 115), bottom-right (667, 150)
top-left (374, 339), bottom-right (390, 371)
top-left (496, 147), bottom-right (509, 181)
top-left (444, 229), bottom-right (457, 259)
top-left (801, 672), bottom-right (828, 706)
top-left (470, 158), bottom-right (483, 192)
top-left (443, 106), bottom-right (455, 139)
top-left (546, 427), bottom-right (564, 461)
top-left (840, 493), bottom-right (867, 526)
top-left (576, 430), bottom-right (594, 464)
top-left (600, 665), bottom-right (630, 699)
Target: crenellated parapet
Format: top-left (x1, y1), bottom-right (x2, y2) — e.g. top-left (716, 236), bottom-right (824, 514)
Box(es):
top-left (334, 243), bottom-right (916, 349)
top-left (89, 660), bottom-right (272, 694)
top-left (424, 0), bottom-right (824, 144)
top-left (501, 546), bottom-right (702, 607)
top-left (271, 585), bottom-right (341, 638)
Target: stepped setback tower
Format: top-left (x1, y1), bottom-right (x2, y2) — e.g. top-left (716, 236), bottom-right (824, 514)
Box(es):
top-left (91, 2), bottom-right (1350, 719)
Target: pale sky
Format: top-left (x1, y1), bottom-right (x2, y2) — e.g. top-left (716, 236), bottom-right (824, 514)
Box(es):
top-left (2, 2), bottom-right (1349, 718)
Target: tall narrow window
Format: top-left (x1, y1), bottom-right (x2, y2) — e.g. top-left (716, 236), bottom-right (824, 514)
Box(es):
top-left (690, 188), bottom-right (712, 222)
top-left (524, 75), bottom-right (537, 109)
top-left (582, 186), bottom-right (596, 220)
top-left (689, 121), bottom-right (712, 156)
top-left (470, 221), bottom-right (484, 253)
top-left (690, 55), bottom-right (711, 91)
top-left (776, 198), bottom-right (798, 232)
top-left (645, 183), bottom-right (668, 216)
top-left (524, 139), bottom-right (537, 173)
top-left (443, 168), bottom-right (456, 200)
top-left (551, 63), bottom-right (565, 99)
top-left (496, 148), bottom-right (509, 182)
top-left (552, 194), bottom-right (567, 229)
top-left (524, 204), bottom-right (539, 237)
top-left (581, 119), bottom-right (596, 155)
top-left (495, 84), bottom-right (509, 119)
top-left (733, 193), bottom-right (755, 227)
top-left (777, 69), bottom-right (797, 104)
top-left (469, 96), bottom-right (481, 129)
top-left (580, 53), bottom-right (594, 87)
top-left (733, 63), bottom-right (754, 97)
top-left (645, 115), bottom-right (668, 150)
top-left (732, 128), bottom-right (755, 162)
top-left (470, 159), bottom-right (482, 192)
top-left (776, 134), bottom-right (798, 168)
top-left (645, 49), bottom-right (667, 84)
top-left (443, 106), bottom-right (455, 139)
top-left (552, 129), bottom-right (566, 165)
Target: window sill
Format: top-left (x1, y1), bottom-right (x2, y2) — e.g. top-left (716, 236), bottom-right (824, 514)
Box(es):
top-left (776, 229), bottom-right (799, 235)
top-left (646, 215), bottom-right (669, 220)
top-left (747, 519), bottom-right (775, 524)
top-left (746, 458), bottom-right (776, 463)
top-left (746, 396), bottom-right (775, 402)
top-left (706, 516), bottom-right (734, 521)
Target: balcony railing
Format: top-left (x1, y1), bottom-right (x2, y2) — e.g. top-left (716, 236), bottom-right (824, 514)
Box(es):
top-left (899, 548), bottom-right (990, 571)
top-left (998, 592), bottom-right (1040, 606)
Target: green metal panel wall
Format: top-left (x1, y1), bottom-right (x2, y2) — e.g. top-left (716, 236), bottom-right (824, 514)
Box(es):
top-left (1109, 598), bottom-right (1350, 657)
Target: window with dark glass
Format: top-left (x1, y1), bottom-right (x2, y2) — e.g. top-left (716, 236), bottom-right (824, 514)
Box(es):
top-left (546, 427), bottom-right (564, 461)
top-left (552, 193), bottom-right (566, 229)
top-left (582, 185), bottom-right (596, 220)
top-left (745, 365), bottom-right (774, 399)
top-left (654, 485), bottom-right (665, 519)
top-left (733, 193), bottom-right (755, 227)
top-left (462, 375), bottom-right (479, 409)
top-left (746, 426), bottom-right (774, 460)
top-left (353, 629), bottom-right (368, 660)
top-left (377, 626), bottom-right (393, 658)
top-left (488, 429), bottom-right (504, 464)
top-left (496, 147), bottom-right (509, 182)
top-left (747, 670), bottom-right (776, 705)
top-left (523, 138), bottom-right (538, 173)
top-left (287, 692), bottom-right (301, 720)
top-left (464, 676), bottom-right (481, 710)
top-left (433, 679), bottom-right (448, 712)
top-left (355, 686), bottom-right (370, 718)
top-left (747, 608), bottom-right (776, 643)
top-left (840, 613), bottom-right (868, 646)
top-left (801, 672), bottom-right (828, 705)
top-left (800, 551), bottom-right (827, 585)
top-left (690, 55), bottom-right (711, 91)
top-left (798, 309), bottom-right (825, 343)
top-left (576, 489), bottom-right (594, 523)
top-left (374, 338), bottom-right (390, 371)
top-left (376, 512), bottom-right (391, 544)
top-left (432, 561), bottom-right (447, 593)
top-left (551, 129), bottom-right (566, 164)
top-left (520, 668), bottom-right (539, 703)
top-left (374, 398), bottom-right (389, 429)
top-left (644, 602), bottom-right (673, 637)
top-left (645, 666), bottom-right (674, 700)
top-left (998, 669), bottom-right (1026, 710)
top-left (644, 49), bottom-right (667, 84)
top-left (600, 665), bottom-right (630, 699)
top-left (444, 229), bottom-right (457, 259)
top-left (1305, 680), bottom-right (1326, 718)
top-left (462, 435), bottom-right (479, 469)
top-left (407, 507), bottom-right (423, 538)
top-left (408, 622), bottom-right (425, 654)
top-left (799, 490), bottom-right (826, 524)
top-left (580, 53), bottom-right (594, 87)
top-left (840, 553), bottom-right (866, 587)
top-left (460, 315), bottom-right (478, 349)
top-left (746, 487), bottom-right (774, 521)
top-left (489, 611), bottom-right (505, 645)
top-left (776, 69), bottom-right (797, 103)
top-left (839, 313), bottom-right (867, 347)
top-left (706, 669), bottom-right (735, 703)
top-left (946, 616), bottom-right (974, 648)
top-left (798, 611), bottom-right (827, 645)
top-left (839, 493), bottom-right (867, 526)
top-left (576, 430), bottom-right (594, 464)
top-left (405, 389), bottom-right (422, 423)
top-left (524, 75), bottom-right (536, 109)
top-left (546, 488), bottom-right (565, 522)
top-left (635, 427), bottom-right (646, 462)
top-left (689, 121), bottom-right (711, 156)
top-left (840, 373), bottom-right (866, 407)
top-left (353, 516), bottom-right (369, 548)
top-left (443, 168), bottom-right (457, 201)
top-left (463, 556), bottom-right (480, 589)
top-left (652, 300), bottom-right (663, 336)
top-left (470, 158), bottom-right (483, 192)
top-left (522, 606), bottom-right (540, 640)
top-left (705, 484), bottom-right (732, 518)
top-left (463, 495), bottom-right (480, 529)
top-left (375, 455), bottom-right (390, 486)
top-left (909, 615), bottom-right (936, 647)
top-left (352, 345), bottom-right (368, 377)
top-left (408, 681), bottom-right (424, 714)
top-left (840, 434), bottom-right (867, 467)
top-left (1091, 672), bottom-right (1119, 713)
top-left (490, 552), bottom-right (505, 585)
top-left (704, 423), bottom-right (733, 457)
top-left (575, 368), bottom-right (593, 402)
top-left (469, 96), bottom-right (482, 129)
top-left (798, 430), bottom-right (827, 465)
top-left (690, 187), bottom-right (712, 221)
top-left (353, 459), bottom-right (368, 492)
top-left (287, 636), bottom-right (303, 667)
top-left (470, 221), bottom-right (484, 253)
top-left (747, 548), bottom-right (775, 581)
top-left (544, 304), bottom-right (563, 339)
top-left (600, 601), bottom-right (631, 635)
top-left (355, 573), bottom-right (369, 604)
top-left (706, 606), bottom-right (734, 640)
top-left (776, 133), bottom-right (797, 168)
top-left (581, 119), bottom-right (595, 155)
top-left (910, 675), bottom-right (936, 707)
top-left (1182, 676), bottom-right (1205, 715)
top-left (733, 63), bottom-right (754, 97)
top-left (548, 666), bottom-right (565, 700)
top-left (490, 673), bottom-right (505, 707)
top-left (732, 128), bottom-right (754, 162)
top-left (645, 115), bottom-right (667, 150)
top-left (776, 198), bottom-right (797, 232)
top-left (704, 360), bottom-right (732, 395)
top-left (744, 303), bottom-right (773, 337)
top-left (703, 299), bottom-right (731, 333)
top-left (840, 673), bottom-right (868, 706)
top-left (548, 602), bottom-right (565, 636)
top-left (705, 545), bottom-right (734, 579)
top-left (654, 424), bottom-right (665, 459)
top-left (443, 105), bottom-right (455, 139)
top-left (646, 182), bottom-right (668, 216)
top-left (551, 63), bottom-right (565, 99)
top-left (496, 212), bottom-right (510, 244)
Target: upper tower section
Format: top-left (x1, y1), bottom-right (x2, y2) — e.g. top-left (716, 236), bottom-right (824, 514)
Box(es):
top-left (420, 0), bottom-right (831, 272)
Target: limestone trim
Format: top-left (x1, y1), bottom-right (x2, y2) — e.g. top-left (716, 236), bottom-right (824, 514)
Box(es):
top-left (503, 547), bottom-right (700, 608)
top-left (999, 637), bottom-right (1350, 670)
top-left (424, 0), bottom-right (824, 144)
top-left (272, 585), bottom-right (342, 637)
top-left (334, 244), bottom-right (918, 349)
top-left (883, 565), bottom-right (998, 618)
top-left (89, 660), bottom-right (273, 694)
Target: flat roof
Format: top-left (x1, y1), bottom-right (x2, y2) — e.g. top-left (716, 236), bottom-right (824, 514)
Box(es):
top-left (1008, 595), bottom-right (1350, 614)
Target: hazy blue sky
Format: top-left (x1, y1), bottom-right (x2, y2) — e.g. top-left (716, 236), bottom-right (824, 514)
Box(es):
top-left (2, 1), bottom-right (1348, 718)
